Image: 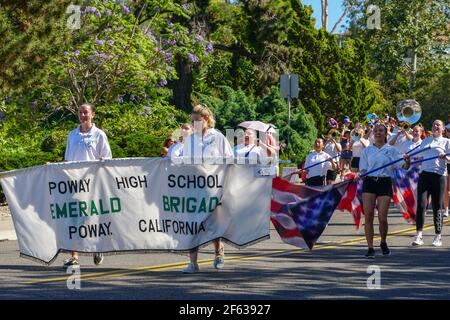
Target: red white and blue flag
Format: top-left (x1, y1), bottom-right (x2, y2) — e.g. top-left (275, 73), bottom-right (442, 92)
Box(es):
top-left (392, 166), bottom-right (420, 222)
top-left (271, 177), bottom-right (350, 250)
top-left (337, 173), bottom-right (364, 229)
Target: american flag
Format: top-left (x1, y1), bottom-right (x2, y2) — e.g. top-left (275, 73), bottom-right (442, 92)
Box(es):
top-left (271, 177), bottom-right (350, 250)
top-left (392, 166), bottom-right (420, 222)
top-left (337, 173), bottom-right (364, 230)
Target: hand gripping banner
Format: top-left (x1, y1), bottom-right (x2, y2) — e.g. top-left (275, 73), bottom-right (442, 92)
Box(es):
top-left (0, 158), bottom-right (273, 264)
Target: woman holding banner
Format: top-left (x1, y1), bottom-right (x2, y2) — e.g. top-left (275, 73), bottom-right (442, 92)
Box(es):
top-left (407, 120), bottom-right (450, 247)
top-left (357, 122), bottom-right (409, 259)
top-left (63, 103), bottom-right (112, 267)
top-left (181, 104), bottom-right (233, 274)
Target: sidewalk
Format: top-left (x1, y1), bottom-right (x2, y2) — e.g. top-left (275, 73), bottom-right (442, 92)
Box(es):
top-left (0, 205), bottom-right (16, 241)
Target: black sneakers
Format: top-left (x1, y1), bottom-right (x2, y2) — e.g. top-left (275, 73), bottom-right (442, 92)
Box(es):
top-left (380, 242), bottom-right (391, 256)
top-left (365, 248), bottom-right (375, 259)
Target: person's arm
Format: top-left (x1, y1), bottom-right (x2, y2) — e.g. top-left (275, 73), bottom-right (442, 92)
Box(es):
top-left (360, 138), bottom-right (369, 148)
top-left (333, 139), bottom-right (342, 152)
top-left (328, 158), bottom-right (337, 171)
top-left (98, 133), bottom-right (112, 159)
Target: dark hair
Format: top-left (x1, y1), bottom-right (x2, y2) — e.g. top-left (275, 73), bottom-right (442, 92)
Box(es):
top-left (79, 103), bottom-right (95, 112)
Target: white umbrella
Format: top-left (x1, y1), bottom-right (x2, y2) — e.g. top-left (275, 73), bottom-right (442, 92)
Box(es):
top-left (238, 121), bottom-right (276, 133)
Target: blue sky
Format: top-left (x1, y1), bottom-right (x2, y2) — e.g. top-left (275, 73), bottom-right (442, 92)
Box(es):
top-left (301, 0), bottom-right (348, 33)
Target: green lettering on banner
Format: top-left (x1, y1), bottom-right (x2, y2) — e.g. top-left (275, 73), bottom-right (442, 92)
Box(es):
top-left (79, 201), bottom-right (88, 216)
top-left (163, 196), bottom-right (170, 211)
top-left (56, 203), bottom-right (67, 219)
top-left (50, 203), bottom-right (56, 219)
top-left (99, 199), bottom-right (110, 215)
top-left (111, 197), bottom-right (121, 213)
top-left (68, 202), bottom-right (78, 218)
top-left (170, 197), bottom-right (180, 213)
top-left (186, 197), bottom-right (197, 213)
top-left (90, 200), bottom-right (99, 215)
top-left (209, 197), bottom-right (219, 213)
top-left (198, 198), bottom-right (207, 213)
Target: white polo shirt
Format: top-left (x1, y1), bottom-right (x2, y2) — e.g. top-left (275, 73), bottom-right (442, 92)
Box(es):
top-left (359, 144), bottom-right (402, 177)
top-left (323, 141), bottom-right (340, 162)
top-left (399, 139), bottom-right (422, 154)
top-left (389, 132), bottom-right (411, 152)
top-left (182, 128), bottom-right (233, 163)
top-left (304, 151), bottom-right (333, 179)
top-left (416, 136), bottom-right (450, 176)
top-left (233, 143), bottom-right (265, 164)
top-left (351, 138), bottom-right (369, 158)
top-left (64, 124), bottom-right (112, 161)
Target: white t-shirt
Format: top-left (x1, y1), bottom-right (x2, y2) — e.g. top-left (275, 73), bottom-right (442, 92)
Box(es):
top-left (416, 136), bottom-right (450, 176)
top-left (351, 138), bottom-right (369, 158)
top-left (359, 144), bottom-right (402, 177)
top-left (64, 124), bottom-right (112, 161)
top-left (304, 151), bottom-right (333, 179)
top-left (182, 128), bottom-right (233, 163)
top-left (399, 139), bottom-right (422, 155)
top-left (323, 141), bottom-right (340, 162)
top-left (233, 143), bottom-right (265, 164)
top-left (389, 132), bottom-right (411, 152)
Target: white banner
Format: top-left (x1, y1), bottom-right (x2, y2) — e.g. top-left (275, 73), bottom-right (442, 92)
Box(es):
top-left (0, 158), bottom-right (272, 264)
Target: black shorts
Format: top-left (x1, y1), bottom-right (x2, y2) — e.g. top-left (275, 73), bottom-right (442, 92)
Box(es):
top-left (326, 170), bottom-right (338, 181)
top-left (351, 157), bottom-right (360, 169)
top-left (447, 163), bottom-right (450, 174)
top-left (341, 150), bottom-right (352, 159)
top-left (306, 175), bottom-right (326, 187)
top-left (362, 177), bottom-right (393, 197)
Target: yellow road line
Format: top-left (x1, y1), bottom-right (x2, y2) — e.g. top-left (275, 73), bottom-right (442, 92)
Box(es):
top-left (21, 219), bottom-right (449, 285)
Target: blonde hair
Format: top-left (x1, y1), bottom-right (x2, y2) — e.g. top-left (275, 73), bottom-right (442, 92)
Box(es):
top-left (192, 104), bottom-right (215, 128)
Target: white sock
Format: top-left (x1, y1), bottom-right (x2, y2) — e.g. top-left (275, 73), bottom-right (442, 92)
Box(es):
top-left (417, 231), bottom-right (423, 238)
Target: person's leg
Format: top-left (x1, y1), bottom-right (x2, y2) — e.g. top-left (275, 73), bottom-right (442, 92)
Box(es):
top-left (362, 193), bottom-right (377, 249)
top-left (213, 239), bottom-right (225, 269)
top-left (430, 175), bottom-right (446, 235)
top-left (416, 173), bottom-right (430, 233)
top-left (376, 196), bottom-right (391, 244)
top-left (183, 248), bottom-right (199, 273)
top-left (445, 175), bottom-right (450, 216)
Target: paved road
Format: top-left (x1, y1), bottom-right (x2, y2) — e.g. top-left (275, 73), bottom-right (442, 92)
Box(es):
top-left (1, 207), bottom-right (449, 300)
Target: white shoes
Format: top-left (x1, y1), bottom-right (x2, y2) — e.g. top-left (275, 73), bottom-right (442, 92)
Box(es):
top-left (432, 235), bottom-right (442, 247)
top-left (444, 209), bottom-right (449, 218)
top-left (412, 234), bottom-right (424, 246)
top-left (182, 262), bottom-right (199, 274)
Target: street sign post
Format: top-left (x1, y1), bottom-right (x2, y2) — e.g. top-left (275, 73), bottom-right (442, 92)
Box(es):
top-left (280, 74), bottom-right (298, 126)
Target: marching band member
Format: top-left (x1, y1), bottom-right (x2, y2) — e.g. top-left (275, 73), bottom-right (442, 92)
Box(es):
top-left (323, 130), bottom-right (342, 185)
top-left (407, 120), bottom-right (450, 247)
top-left (389, 124), bottom-right (412, 152)
top-left (399, 124), bottom-right (424, 154)
top-left (357, 122), bottom-right (408, 259)
top-left (63, 103), bottom-right (112, 267)
top-left (349, 129), bottom-right (369, 173)
top-left (181, 104), bottom-right (233, 274)
top-left (304, 138), bottom-right (337, 187)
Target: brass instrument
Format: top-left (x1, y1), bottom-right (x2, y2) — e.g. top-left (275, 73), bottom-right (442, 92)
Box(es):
top-left (350, 128), bottom-right (365, 142)
top-left (322, 128), bottom-right (340, 142)
top-left (396, 99), bottom-right (421, 125)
